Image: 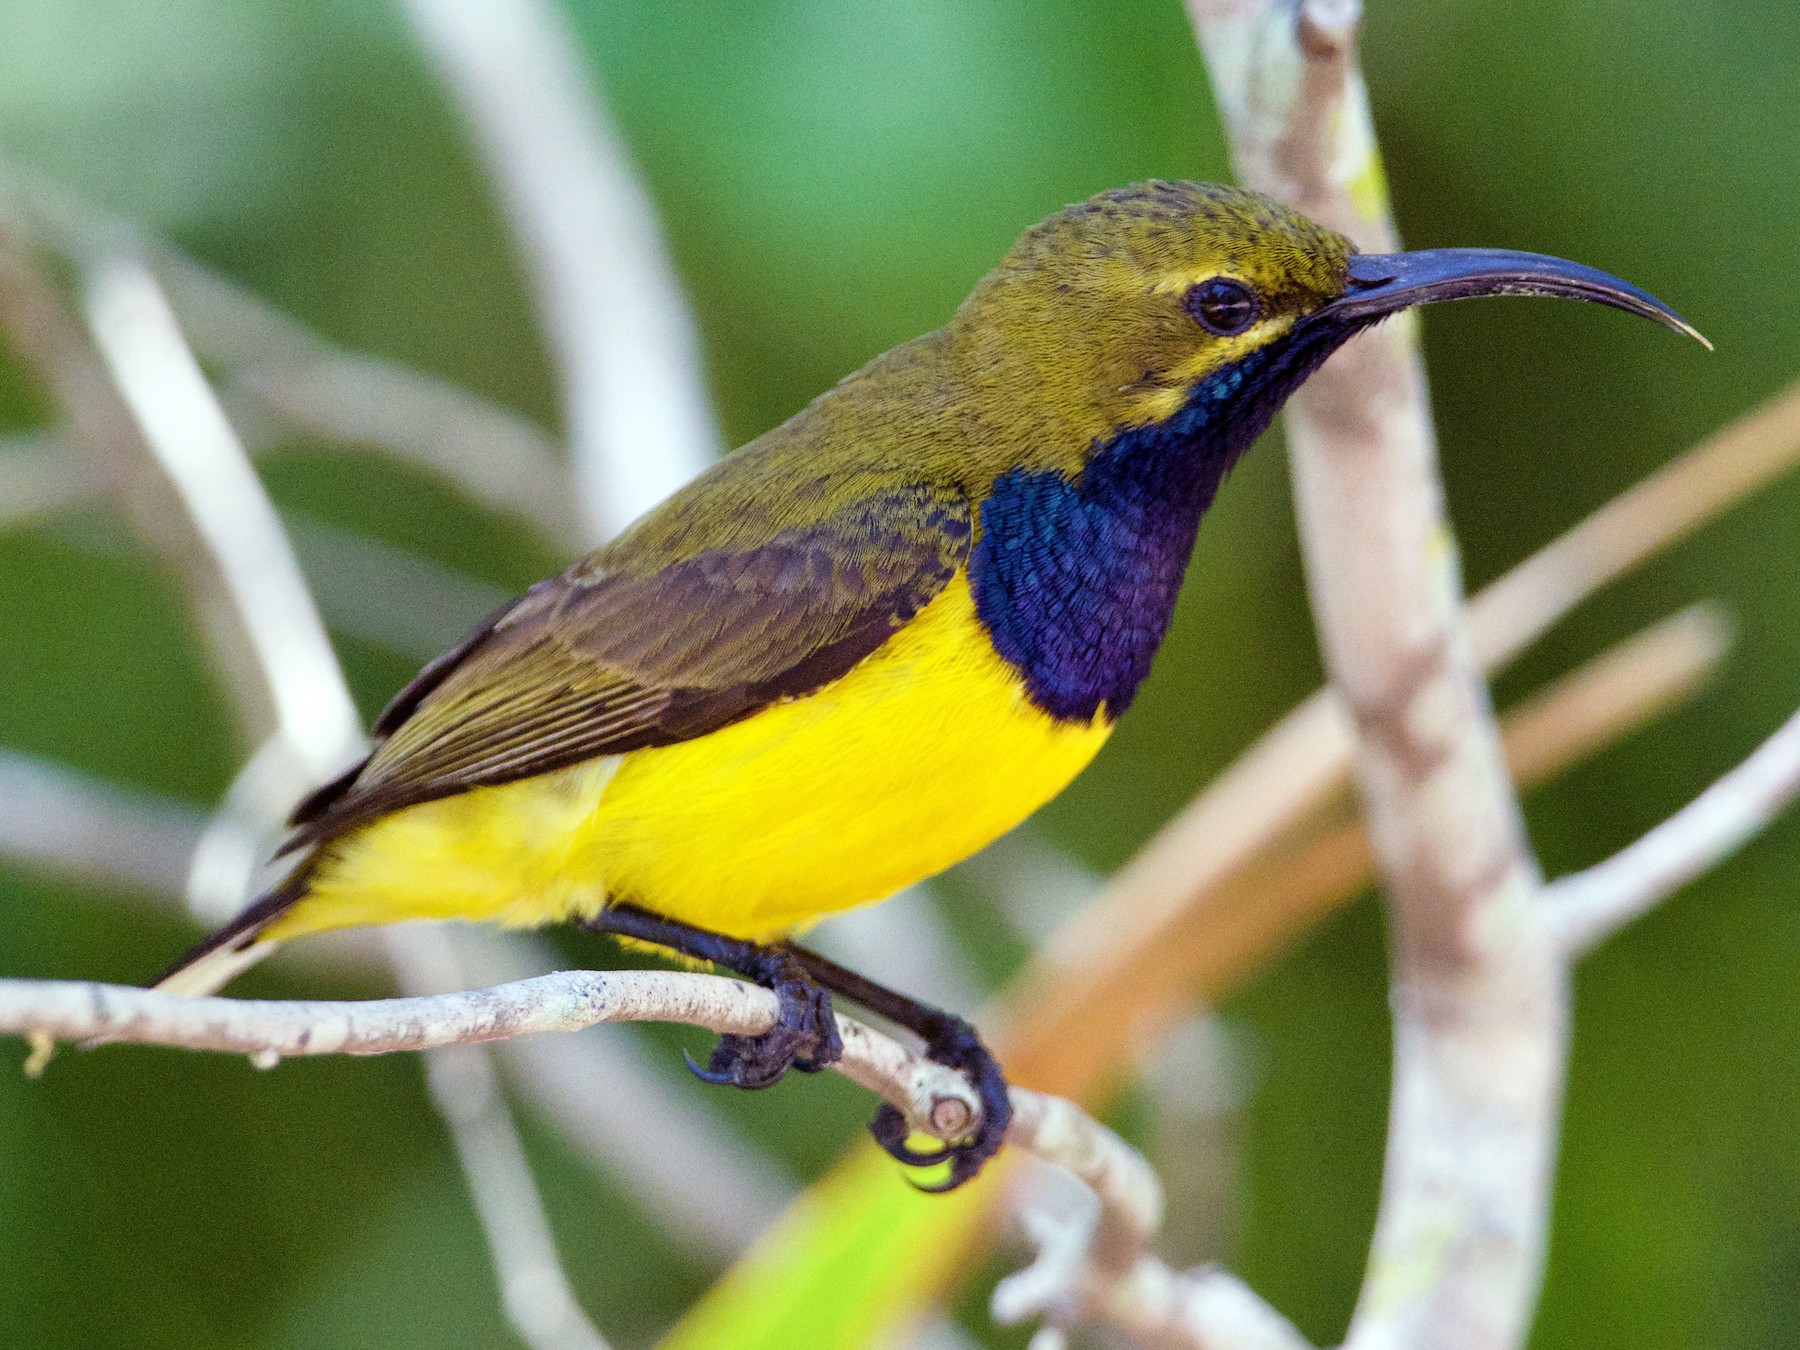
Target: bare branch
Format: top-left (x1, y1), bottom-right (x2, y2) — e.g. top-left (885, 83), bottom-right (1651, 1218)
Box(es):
top-left (4, 970), bottom-right (1002, 1174)
top-left (0, 962), bottom-right (1177, 1348)
top-left (1544, 706), bottom-right (1800, 955)
top-left (11, 230), bottom-right (614, 1350)
top-left (1193, 4), bottom-right (1556, 1348)
top-left (0, 228), bottom-right (274, 745)
top-left (1000, 358), bottom-right (1800, 1099)
top-left (155, 258), bottom-right (579, 548)
top-left (0, 241), bottom-right (792, 1259)
top-left (81, 255), bottom-right (364, 773)
top-left (0, 165), bottom-right (581, 547)
top-left (400, 0), bottom-right (721, 536)
top-left (0, 750), bottom-right (205, 900)
top-left (0, 765), bottom-right (794, 1257)
top-left (995, 1161), bottom-right (1307, 1350)
top-left (150, 241), bottom-right (579, 545)
top-left (0, 600), bottom-right (1727, 1289)
top-left (388, 927), bottom-right (615, 1350)
top-left (454, 930), bottom-right (797, 1259)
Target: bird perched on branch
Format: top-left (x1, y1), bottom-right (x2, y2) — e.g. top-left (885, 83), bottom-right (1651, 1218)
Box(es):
top-left (161, 181), bottom-right (1701, 1188)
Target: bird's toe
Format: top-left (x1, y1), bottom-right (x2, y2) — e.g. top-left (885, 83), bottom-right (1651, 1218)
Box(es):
top-left (868, 1015), bottom-right (1011, 1190)
top-left (688, 967), bottom-right (840, 1090)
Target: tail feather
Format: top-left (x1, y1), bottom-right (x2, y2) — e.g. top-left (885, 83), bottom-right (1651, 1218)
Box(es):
top-left (154, 870), bottom-right (310, 997)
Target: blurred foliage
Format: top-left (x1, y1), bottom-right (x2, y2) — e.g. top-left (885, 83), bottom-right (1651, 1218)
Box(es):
top-left (0, 1), bottom-right (1797, 1347)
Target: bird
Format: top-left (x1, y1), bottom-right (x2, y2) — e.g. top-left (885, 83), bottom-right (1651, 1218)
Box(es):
top-left (159, 181), bottom-right (1702, 1188)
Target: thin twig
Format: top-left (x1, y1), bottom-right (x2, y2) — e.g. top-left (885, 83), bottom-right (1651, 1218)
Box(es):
top-left (0, 961), bottom-right (1170, 1338)
top-left (994, 1156), bottom-right (1305, 1350)
top-left (0, 169), bottom-right (803, 1268)
top-left (0, 759), bottom-right (793, 1259)
top-left (0, 165), bottom-right (581, 547)
top-left (81, 255), bottom-right (365, 774)
top-left (0, 228), bottom-right (276, 744)
top-left (981, 607), bottom-right (1731, 1349)
top-left (388, 927), bottom-right (614, 1350)
top-left (37, 238), bottom-right (614, 1350)
top-left (2, 970), bottom-right (999, 1174)
top-left (0, 600), bottom-right (1730, 1301)
top-left (0, 750), bottom-right (206, 900)
top-left (454, 930), bottom-right (797, 1259)
top-left (1544, 707), bottom-right (1800, 954)
top-left (400, 0), bottom-right (721, 537)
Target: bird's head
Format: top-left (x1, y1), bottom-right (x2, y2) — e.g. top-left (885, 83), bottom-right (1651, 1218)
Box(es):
top-left (949, 181), bottom-right (1703, 478)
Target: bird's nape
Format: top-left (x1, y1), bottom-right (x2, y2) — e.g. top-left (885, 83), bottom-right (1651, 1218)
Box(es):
top-left (1327, 247), bottom-right (1710, 347)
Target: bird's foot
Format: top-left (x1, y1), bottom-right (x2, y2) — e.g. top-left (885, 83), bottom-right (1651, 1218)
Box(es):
top-left (868, 1013), bottom-right (1011, 1192)
top-left (685, 950), bottom-right (843, 1091)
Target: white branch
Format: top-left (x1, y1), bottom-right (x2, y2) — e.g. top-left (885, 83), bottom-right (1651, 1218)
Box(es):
top-left (0, 219), bottom-right (797, 1263)
top-left (0, 965), bottom-right (1175, 1345)
top-left (401, 0), bottom-right (722, 537)
top-left (0, 166), bottom-right (582, 547)
top-left (9, 231), bottom-right (617, 1350)
top-left (453, 931), bottom-right (796, 1259)
top-left (994, 1160), bottom-right (1306, 1350)
top-left (0, 759), bottom-right (795, 1260)
top-left (0, 970), bottom-right (1133, 1205)
top-left (388, 927), bottom-right (614, 1350)
top-left (155, 255), bottom-right (579, 547)
top-left (1544, 707), bottom-right (1800, 954)
top-left (0, 750), bottom-right (205, 900)
top-left (82, 257), bottom-right (364, 774)
top-left (1192, 4), bottom-right (1557, 1350)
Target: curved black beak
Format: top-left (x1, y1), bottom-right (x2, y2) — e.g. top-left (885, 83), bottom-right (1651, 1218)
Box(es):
top-left (1327, 248), bottom-right (1710, 349)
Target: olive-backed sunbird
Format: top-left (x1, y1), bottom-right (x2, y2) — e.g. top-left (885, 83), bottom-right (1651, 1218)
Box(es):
top-left (161, 182), bottom-right (1701, 1187)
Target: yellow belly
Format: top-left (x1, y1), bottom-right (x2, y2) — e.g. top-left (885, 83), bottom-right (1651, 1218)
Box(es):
top-left (279, 572), bottom-right (1110, 943)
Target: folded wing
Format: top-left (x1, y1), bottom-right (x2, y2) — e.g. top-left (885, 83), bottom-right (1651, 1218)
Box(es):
top-left (288, 481), bottom-right (973, 849)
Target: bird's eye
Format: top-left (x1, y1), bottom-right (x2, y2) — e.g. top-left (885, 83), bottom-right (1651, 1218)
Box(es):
top-left (1184, 277), bottom-right (1260, 335)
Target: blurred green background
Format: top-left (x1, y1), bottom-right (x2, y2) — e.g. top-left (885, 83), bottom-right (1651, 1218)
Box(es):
top-left (2, 1), bottom-right (1798, 1347)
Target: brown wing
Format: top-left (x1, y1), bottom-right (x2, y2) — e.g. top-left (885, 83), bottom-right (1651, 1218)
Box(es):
top-left (286, 482), bottom-right (973, 849)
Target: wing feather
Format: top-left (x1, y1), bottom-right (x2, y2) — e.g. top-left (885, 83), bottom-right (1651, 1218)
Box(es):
top-left (287, 481), bottom-right (972, 848)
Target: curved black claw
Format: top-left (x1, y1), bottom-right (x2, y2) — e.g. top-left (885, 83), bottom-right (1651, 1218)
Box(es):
top-left (869, 1014), bottom-right (1011, 1192)
top-left (687, 958), bottom-right (842, 1092)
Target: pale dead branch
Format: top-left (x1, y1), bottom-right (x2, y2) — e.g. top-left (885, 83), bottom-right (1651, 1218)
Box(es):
top-left (81, 255), bottom-right (365, 776)
top-left (400, 0), bottom-right (722, 537)
top-left (1544, 706), bottom-right (1800, 954)
top-left (0, 966), bottom-right (1152, 1259)
top-left (1165, 3), bottom-right (1758, 1349)
top-left (390, 927), bottom-right (614, 1350)
top-left (0, 166), bottom-right (581, 546)
top-left (999, 602), bottom-right (1731, 1100)
top-left (9, 230), bottom-right (617, 1350)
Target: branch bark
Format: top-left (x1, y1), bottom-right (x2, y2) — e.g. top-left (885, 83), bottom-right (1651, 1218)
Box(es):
top-left (1543, 706), bottom-right (1800, 954)
top-left (0, 968), bottom-right (1151, 1248)
top-left (400, 0), bottom-right (722, 537)
top-left (1191, 3), bottom-right (1557, 1346)
top-left (0, 227), bottom-right (618, 1350)
top-left (0, 168), bottom-right (582, 548)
